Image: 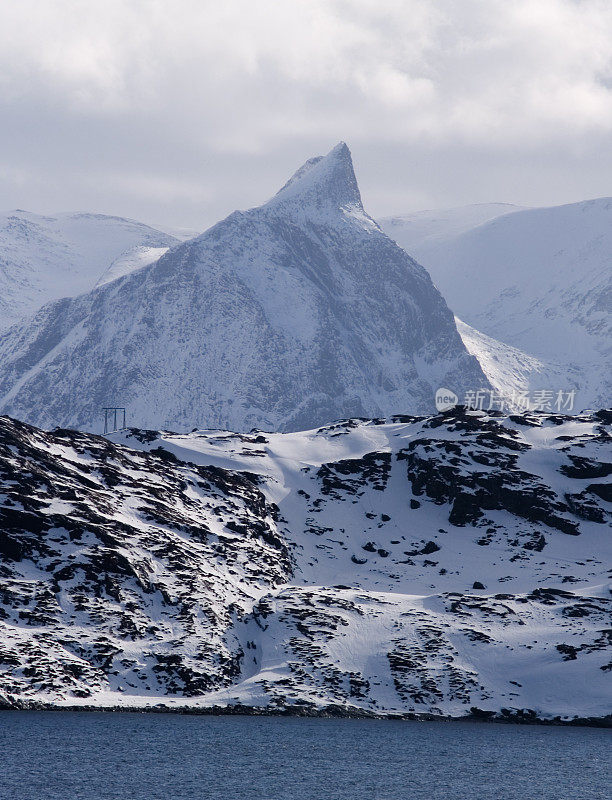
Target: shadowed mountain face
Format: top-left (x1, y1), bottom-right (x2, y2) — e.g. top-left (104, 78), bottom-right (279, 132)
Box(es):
top-left (0, 143), bottom-right (487, 433)
top-left (0, 409), bottom-right (610, 720)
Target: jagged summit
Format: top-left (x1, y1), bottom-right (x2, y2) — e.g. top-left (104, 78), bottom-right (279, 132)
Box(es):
top-left (269, 141), bottom-right (363, 213)
top-left (0, 143), bottom-right (487, 432)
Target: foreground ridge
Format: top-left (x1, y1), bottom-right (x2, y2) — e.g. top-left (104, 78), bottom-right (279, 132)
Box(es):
top-left (0, 408), bottom-right (610, 723)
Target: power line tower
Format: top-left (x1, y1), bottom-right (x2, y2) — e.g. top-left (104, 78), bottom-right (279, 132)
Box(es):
top-left (103, 407), bottom-right (126, 434)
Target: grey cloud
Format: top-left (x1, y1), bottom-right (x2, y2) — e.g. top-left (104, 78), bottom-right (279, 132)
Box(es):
top-left (1, 0), bottom-right (611, 229)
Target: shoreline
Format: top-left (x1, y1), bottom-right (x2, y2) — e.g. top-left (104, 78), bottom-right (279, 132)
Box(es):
top-left (1, 700), bottom-right (609, 728)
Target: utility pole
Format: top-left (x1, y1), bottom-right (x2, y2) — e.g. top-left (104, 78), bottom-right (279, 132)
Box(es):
top-left (103, 407), bottom-right (126, 434)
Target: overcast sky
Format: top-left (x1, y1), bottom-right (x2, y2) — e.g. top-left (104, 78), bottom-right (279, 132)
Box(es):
top-left (1, 0), bottom-right (612, 231)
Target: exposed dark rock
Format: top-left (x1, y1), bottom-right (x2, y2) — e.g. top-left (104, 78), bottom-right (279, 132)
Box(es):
top-left (0, 408), bottom-right (609, 722)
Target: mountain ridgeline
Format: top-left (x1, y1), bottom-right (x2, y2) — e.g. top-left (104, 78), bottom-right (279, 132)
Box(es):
top-left (381, 200), bottom-right (612, 410)
top-left (0, 143), bottom-right (487, 433)
top-left (0, 210), bottom-right (179, 332)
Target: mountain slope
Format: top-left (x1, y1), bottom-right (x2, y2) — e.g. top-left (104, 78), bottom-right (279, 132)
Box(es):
top-left (0, 211), bottom-right (180, 330)
top-left (0, 416), bottom-right (289, 702)
top-left (383, 199), bottom-right (611, 410)
top-left (0, 143), bottom-right (487, 433)
top-left (0, 408), bottom-right (610, 721)
top-left (455, 318), bottom-right (587, 409)
top-left (380, 203), bottom-right (524, 256)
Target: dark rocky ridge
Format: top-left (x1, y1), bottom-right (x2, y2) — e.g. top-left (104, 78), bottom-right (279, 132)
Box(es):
top-left (0, 416), bottom-right (289, 700)
top-left (0, 409), bottom-right (610, 723)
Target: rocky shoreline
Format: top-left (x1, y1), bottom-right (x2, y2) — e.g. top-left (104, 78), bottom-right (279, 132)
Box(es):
top-left (1, 699), bottom-right (610, 728)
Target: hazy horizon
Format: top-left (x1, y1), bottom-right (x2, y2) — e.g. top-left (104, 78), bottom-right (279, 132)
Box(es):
top-left (1, 159), bottom-right (609, 239)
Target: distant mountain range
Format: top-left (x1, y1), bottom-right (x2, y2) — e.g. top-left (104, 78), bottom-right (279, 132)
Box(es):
top-left (381, 200), bottom-right (611, 410)
top-left (0, 210), bottom-right (182, 331)
top-left (0, 143), bottom-right (486, 432)
top-left (0, 150), bottom-right (609, 427)
top-left (1, 408), bottom-right (609, 722)
top-left (380, 203), bottom-right (525, 253)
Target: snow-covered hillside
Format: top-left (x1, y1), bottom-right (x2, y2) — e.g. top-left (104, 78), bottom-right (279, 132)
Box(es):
top-left (0, 211), bottom-right (180, 330)
top-left (455, 318), bottom-right (588, 409)
top-left (0, 143), bottom-right (487, 433)
top-left (1, 408), bottom-right (610, 722)
top-left (384, 200), bottom-right (611, 410)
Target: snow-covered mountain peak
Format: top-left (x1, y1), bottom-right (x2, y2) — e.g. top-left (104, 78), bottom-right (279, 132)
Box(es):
top-left (0, 144), bottom-right (487, 432)
top-left (269, 141), bottom-right (363, 215)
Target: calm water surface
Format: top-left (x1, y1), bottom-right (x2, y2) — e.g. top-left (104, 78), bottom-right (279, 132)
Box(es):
top-left (0, 712), bottom-right (609, 800)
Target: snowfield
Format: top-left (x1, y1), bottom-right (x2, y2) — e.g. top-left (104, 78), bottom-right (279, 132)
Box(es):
top-left (380, 203), bottom-right (525, 255)
top-left (454, 318), bottom-right (586, 408)
top-left (0, 408), bottom-right (610, 723)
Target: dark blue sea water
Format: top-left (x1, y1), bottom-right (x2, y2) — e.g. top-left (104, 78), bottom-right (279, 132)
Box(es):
top-left (0, 712), bottom-right (609, 800)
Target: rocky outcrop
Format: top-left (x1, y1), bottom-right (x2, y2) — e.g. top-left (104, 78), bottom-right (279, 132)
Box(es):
top-left (0, 408), bottom-right (610, 722)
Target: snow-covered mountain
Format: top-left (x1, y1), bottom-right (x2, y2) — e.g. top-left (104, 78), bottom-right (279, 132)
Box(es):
top-left (1, 408), bottom-right (610, 722)
top-left (455, 318), bottom-right (586, 409)
top-left (0, 143), bottom-right (487, 433)
top-left (0, 211), bottom-right (180, 330)
top-left (383, 200), bottom-right (611, 410)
